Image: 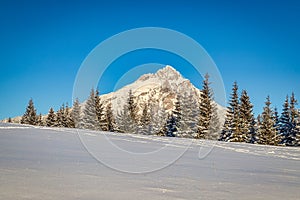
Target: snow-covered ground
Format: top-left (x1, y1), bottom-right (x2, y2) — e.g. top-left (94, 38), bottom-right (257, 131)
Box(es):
top-left (0, 123), bottom-right (299, 200)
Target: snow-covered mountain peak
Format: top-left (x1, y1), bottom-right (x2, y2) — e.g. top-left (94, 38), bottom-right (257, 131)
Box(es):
top-left (156, 65), bottom-right (182, 82)
top-left (99, 65), bottom-right (225, 124)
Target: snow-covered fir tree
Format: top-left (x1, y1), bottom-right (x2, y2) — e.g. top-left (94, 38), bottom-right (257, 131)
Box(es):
top-left (128, 89), bottom-right (138, 123)
top-left (279, 96), bottom-right (291, 145)
top-left (21, 98), bottom-right (38, 125)
top-left (137, 102), bottom-right (151, 135)
top-left (104, 100), bottom-right (116, 132)
top-left (219, 82), bottom-right (241, 142)
top-left (197, 74), bottom-right (212, 139)
top-left (64, 103), bottom-right (74, 128)
top-left (37, 113), bottom-right (44, 126)
top-left (209, 101), bottom-right (222, 140)
top-left (79, 89), bottom-right (100, 130)
top-left (95, 89), bottom-right (106, 130)
top-left (177, 91), bottom-right (198, 138)
top-left (116, 90), bottom-right (137, 133)
top-left (283, 93), bottom-right (299, 146)
top-left (71, 98), bottom-right (81, 128)
top-left (165, 114), bottom-right (177, 137)
top-left (148, 95), bottom-right (167, 135)
top-left (258, 96), bottom-right (279, 145)
top-left (166, 95), bottom-right (181, 137)
top-left (56, 104), bottom-right (66, 127)
top-left (274, 107), bottom-right (280, 133)
top-left (239, 90), bottom-right (256, 143)
top-left (46, 107), bottom-right (57, 127)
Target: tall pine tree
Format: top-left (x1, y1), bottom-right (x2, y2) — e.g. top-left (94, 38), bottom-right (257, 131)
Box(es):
top-left (21, 98), bottom-right (38, 125)
top-left (258, 96), bottom-right (279, 145)
top-left (220, 82), bottom-right (240, 141)
top-left (80, 89), bottom-right (100, 130)
top-left (116, 90), bottom-right (137, 133)
top-left (105, 100), bottom-right (116, 132)
top-left (197, 74), bottom-right (212, 139)
top-left (71, 98), bottom-right (81, 128)
top-left (95, 89), bottom-right (106, 130)
top-left (240, 90), bottom-right (256, 143)
top-left (46, 107), bottom-right (57, 127)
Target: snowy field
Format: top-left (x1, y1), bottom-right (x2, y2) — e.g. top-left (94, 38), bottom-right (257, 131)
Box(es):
top-left (0, 123), bottom-right (299, 200)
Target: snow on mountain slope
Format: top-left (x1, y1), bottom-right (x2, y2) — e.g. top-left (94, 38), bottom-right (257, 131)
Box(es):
top-left (99, 65), bottom-right (225, 120)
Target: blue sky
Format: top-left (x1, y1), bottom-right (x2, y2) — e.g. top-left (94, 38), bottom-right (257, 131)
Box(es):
top-left (0, 0), bottom-right (299, 119)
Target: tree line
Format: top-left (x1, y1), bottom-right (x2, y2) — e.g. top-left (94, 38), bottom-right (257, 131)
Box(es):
top-left (18, 75), bottom-right (300, 147)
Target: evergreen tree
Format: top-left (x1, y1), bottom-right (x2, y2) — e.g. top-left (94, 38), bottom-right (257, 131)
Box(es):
top-left (178, 91), bottom-right (198, 138)
top-left (197, 74), bottom-right (212, 139)
top-left (279, 96), bottom-right (291, 145)
top-left (138, 103), bottom-right (151, 135)
top-left (171, 94), bottom-right (182, 137)
top-left (116, 90), bottom-right (137, 133)
top-left (105, 101), bottom-right (116, 132)
top-left (71, 98), bottom-right (81, 128)
top-left (95, 89), bottom-right (106, 130)
top-left (209, 102), bottom-right (222, 140)
top-left (240, 90), bottom-right (256, 143)
top-left (37, 113), bottom-right (44, 126)
top-left (258, 96), bottom-right (279, 145)
top-left (64, 103), bottom-right (75, 128)
top-left (46, 107), bottom-right (57, 127)
top-left (219, 82), bottom-right (240, 141)
top-left (8, 117), bottom-right (12, 123)
top-left (80, 89), bottom-right (100, 130)
top-left (128, 89), bottom-right (138, 123)
top-left (165, 114), bottom-right (177, 137)
top-left (21, 98), bottom-right (38, 125)
top-left (274, 107), bottom-right (280, 132)
top-left (148, 97), bottom-right (167, 135)
top-left (284, 93), bottom-right (299, 146)
top-left (56, 104), bottom-right (65, 127)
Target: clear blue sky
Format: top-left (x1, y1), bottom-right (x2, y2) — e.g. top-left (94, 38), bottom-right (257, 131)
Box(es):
top-left (0, 0), bottom-right (299, 119)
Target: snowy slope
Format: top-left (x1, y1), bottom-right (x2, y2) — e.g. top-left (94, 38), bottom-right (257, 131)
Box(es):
top-left (0, 123), bottom-right (299, 200)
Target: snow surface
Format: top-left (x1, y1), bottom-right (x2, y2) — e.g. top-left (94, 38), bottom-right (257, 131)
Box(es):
top-left (0, 123), bottom-right (299, 200)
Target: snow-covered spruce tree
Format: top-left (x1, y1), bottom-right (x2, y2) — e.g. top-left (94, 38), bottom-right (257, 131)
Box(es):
top-left (209, 101), bottom-right (222, 140)
top-left (56, 104), bottom-right (66, 127)
top-left (138, 103), bottom-right (151, 135)
top-left (128, 89), bottom-right (138, 123)
top-left (21, 98), bottom-right (38, 125)
top-left (79, 89), bottom-right (100, 130)
top-left (148, 97), bottom-right (167, 135)
top-left (240, 90), bottom-right (256, 143)
top-left (64, 103), bottom-right (74, 128)
top-left (37, 113), bottom-right (44, 126)
top-left (115, 90), bottom-right (137, 133)
top-left (279, 96), bottom-right (291, 145)
top-left (258, 96), bottom-right (279, 145)
top-left (71, 98), bottom-right (81, 128)
top-left (46, 107), bottom-right (57, 127)
top-left (165, 95), bottom-right (181, 137)
top-left (197, 74), bottom-right (212, 139)
top-left (95, 89), bottom-right (106, 130)
top-left (274, 107), bottom-right (280, 133)
top-left (219, 82), bottom-right (241, 142)
top-left (165, 114), bottom-right (177, 137)
top-left (284, 93), bottom-right (299, 146)
top-left (295, 110), bottom-right (300, 146)
top-left (105, 100), bottom-right (116, 132)
top-left (178, 91), bottom-right (198, 138)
